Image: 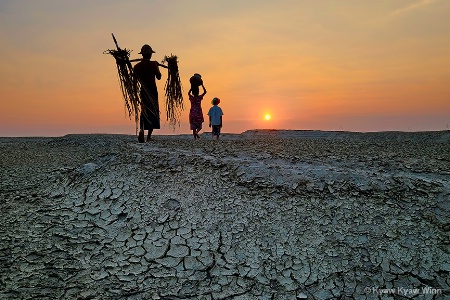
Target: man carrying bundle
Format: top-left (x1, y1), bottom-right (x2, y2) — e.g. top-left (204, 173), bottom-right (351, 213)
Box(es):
top-left (134, 44), bottom-right (162, 142)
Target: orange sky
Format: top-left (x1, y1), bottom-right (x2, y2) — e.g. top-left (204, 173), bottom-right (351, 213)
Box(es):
top-left (1, 0), bottom-right (449, 136)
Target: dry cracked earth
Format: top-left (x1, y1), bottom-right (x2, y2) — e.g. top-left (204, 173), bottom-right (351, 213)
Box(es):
top-left (1, 130), bottom-right (449, 300)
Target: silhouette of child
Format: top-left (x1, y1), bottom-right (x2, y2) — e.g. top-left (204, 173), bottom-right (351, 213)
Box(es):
top-left (208, 97), bottom-right (223, 140)
top-left (188, 81), bottom-right (207, 139)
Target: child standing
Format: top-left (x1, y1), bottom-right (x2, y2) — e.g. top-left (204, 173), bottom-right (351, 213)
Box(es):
top-left (188, 81), bottom-right (207, 139)
top-left (207, 97), bottom-right (224, 140)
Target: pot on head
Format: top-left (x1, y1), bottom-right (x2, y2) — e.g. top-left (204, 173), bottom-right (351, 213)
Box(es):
top-left (190, 73), bottom-right (203, 87)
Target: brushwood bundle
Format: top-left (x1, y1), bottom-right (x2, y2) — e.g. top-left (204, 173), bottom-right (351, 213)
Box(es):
top-left (163, 54), bottom-right (184, 129)
top-left (103, 46), bottom-right (142, 127)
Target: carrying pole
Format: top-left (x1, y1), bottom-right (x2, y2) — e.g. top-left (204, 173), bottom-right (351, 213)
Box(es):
top-left (111, 34), bottom-right (167, 68)
top-left (112, 33), bottom-right (120, 50)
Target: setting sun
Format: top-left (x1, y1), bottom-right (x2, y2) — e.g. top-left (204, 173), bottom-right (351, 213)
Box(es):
top-left (264, 114), bottom-right (271, 121)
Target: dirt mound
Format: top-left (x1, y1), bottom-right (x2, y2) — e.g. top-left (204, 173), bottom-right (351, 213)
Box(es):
top-left (1, 134), bottom-right (449, 299)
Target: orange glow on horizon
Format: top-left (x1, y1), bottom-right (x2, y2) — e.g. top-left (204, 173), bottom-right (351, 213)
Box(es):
top-left (1, 1), bottom-right (450, 136)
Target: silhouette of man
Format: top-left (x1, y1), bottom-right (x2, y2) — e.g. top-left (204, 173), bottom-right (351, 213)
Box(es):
top-left (133, 44), bottom-right (162, 142)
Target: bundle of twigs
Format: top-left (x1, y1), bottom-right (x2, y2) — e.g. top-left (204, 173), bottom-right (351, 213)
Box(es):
top-left (104, 46), bottom-right (142, 127)
top-left (163, 54), bottom-right (184, 129)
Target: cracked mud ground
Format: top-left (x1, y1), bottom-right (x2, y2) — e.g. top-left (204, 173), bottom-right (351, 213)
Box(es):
top-left (1, 131), bottom-right (449, 300)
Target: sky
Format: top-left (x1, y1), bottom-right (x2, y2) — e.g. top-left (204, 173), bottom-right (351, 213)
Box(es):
top-left (1, 0), bottom-right (449, 136)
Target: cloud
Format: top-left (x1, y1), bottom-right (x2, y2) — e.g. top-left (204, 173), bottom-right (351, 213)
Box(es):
top-left (390, 0), bottom-right (439, 16)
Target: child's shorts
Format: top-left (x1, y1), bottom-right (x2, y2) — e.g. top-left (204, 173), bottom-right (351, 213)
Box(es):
top-left (212, 125), bottom-right (221, 136)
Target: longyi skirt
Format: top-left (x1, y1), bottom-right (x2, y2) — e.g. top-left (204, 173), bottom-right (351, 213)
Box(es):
top-left (140, 88), bottom-right (160, 130)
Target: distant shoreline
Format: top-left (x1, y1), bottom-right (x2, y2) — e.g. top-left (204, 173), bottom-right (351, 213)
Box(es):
top-left (1, 129), bottom-right (449, 142)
